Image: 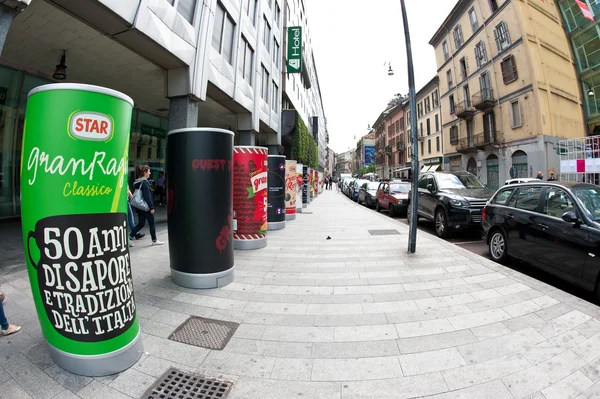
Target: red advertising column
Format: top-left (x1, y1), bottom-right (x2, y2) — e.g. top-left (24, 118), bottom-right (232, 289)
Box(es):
top-left (233, 146), bottom-right (268, 250)
top-left (285, 160), bottom-right (297, 221)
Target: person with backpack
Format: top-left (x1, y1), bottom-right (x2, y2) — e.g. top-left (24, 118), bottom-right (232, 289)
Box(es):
top-left (129, 165), bottom-right (164, 246)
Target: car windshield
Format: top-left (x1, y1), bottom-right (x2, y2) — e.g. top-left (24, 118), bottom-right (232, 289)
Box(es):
top-left (368, 182), bottom-right (380, 190)
top-left (573, 187), bottom-right (600, 221)
top-left (390, 183), bottom-right (410, 193)
top-left (437, 173), bottom-right (486, 190)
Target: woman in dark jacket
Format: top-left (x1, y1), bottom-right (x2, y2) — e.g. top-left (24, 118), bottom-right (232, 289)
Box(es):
top-left (130, 165), bottom-right (164, 246)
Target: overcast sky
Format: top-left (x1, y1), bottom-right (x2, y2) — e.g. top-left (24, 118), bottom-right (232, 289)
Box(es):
top-left (306, 0), bottom-right (458, 154)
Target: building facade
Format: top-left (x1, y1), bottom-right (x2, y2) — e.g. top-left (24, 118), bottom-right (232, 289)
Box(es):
top-left (430, 0), bottom-right (585, 190)
top-left (0, 0), bottom-right (326, 218)
top-left (416, 77), bottom-right (443, 173)
top-left (558, 0), bottom-right (600, 135)
top-left (335, 149), bottom-right (354, 175)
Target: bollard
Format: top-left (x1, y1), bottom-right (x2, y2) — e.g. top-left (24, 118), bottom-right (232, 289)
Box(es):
top-left (267, 155), bottom-right (286, 230)
top-left (167, 128), bottom-right (234, 289)
top-left (233, 146), bottom-right (268, 249)
top-left (20, 83), bottom-right (143, 376)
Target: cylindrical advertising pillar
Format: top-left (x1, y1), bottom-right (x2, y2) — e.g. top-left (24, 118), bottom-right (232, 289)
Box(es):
top-left (296, 163), bottom-right (304, 214)
top-left (167, 128), bottom-right (234, 289)
top-left (285, 160), bottom-right (297, 221)
top-left (233, 146), bottom-right (268, 250)
top-left (267, 155), bottom-right (286, 230)
top-left (302, 165), bottom-right (309, 208)
top-left (20, 83), bottom-right (143, 376)
top-left (309, 169), bottom-right (315, 201)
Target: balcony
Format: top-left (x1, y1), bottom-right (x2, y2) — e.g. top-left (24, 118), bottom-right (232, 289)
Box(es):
top-left (396, 142), bottom-right (406, 151)
top-left (455, 100), bottom-right (476, 119)
top-left (473, 89), bottom-right (495, 111)
top-left (456, 137), bottom-right (477, 153)
top-left (418, 129), bottom-right (425, 141)
top-left (385, 145), bottom-right (392, 154)
top-left (474, 130), bottom-right (499, 149)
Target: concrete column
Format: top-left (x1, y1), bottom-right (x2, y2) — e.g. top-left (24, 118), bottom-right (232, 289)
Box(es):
top-left (268, 145), bottom-right (279, 155)
top-left (168, 96), bottom-right (198, 131)
top-left (0, 4), bottom-right (21, 54)
top-left (239, 130), bottom-right (256, 146)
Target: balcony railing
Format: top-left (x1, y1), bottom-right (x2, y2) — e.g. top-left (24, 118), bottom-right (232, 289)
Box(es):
top-left (385, 145), bottom-right (392, 154)
top-left (396, 141), bottom-right (405, 151)
top-left (456, 136), bottom-right (477, 153)
top-left (418, 129), bottom-right (425, 141)
top-left (474, 130), bottom-right (499, 149)
top-left (472, 89), bottom-right (495, 111)
top-left (455, 100), bottom-right (476, 119)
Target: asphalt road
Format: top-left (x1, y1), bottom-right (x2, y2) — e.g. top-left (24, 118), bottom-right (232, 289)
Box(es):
top-left (348, 193), bottom-right (598, 304)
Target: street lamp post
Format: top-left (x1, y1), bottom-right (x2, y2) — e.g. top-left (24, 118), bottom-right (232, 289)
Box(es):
top-left (400, 0), bottom-right (419, 254)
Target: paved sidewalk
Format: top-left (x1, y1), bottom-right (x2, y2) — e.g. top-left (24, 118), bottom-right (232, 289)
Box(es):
top-left (3, 190), bottom-right (600, 398)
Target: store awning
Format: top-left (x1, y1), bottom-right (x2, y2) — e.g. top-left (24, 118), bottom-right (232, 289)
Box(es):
top-left (395, 166), bottom-right (412, 172)
top-left (428, 164), bottom-right (441, 172)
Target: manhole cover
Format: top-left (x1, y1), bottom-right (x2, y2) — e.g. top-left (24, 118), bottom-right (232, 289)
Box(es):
top-left (168, 316), bottom-right (239, 350)
top-left (303, 211), bottom-right (313, 214)
top-left (142, 367), bottom-right (233, 399)
top-left (368, 229), bottom-right (401, 236)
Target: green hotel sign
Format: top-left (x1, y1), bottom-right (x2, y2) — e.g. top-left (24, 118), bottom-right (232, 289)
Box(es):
top-left (287, 26), bottom-right (302, 73)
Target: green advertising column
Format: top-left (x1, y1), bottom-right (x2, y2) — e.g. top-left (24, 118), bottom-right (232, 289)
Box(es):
top-left (20, 84), bottom-right (143, 376)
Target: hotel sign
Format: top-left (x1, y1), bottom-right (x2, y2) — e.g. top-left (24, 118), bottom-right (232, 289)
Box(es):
top-left (287, 26), bottom-right (302, 73)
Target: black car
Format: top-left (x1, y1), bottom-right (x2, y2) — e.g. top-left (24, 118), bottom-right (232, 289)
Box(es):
top-left (358, 181), bottom-right (380, 207)
top-left (409, 171), bottom-right (493, 238)
top-left (482, 182), bottom-right (600, 296)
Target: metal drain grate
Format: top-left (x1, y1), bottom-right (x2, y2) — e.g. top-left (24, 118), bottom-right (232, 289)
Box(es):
top-left (142, 367), bottom-right (233, 399)
top-left (368, 229), bottom-right (401, 236)
top-left (168, 316), bottom-right (239, 350)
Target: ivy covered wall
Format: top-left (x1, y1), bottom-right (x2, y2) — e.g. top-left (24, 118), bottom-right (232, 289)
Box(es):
top-left (291, 112), bottom-right (318, 168)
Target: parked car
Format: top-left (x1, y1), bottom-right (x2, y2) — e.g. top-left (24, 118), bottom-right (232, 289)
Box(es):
top-left (482, 182), bottom-right (600, 297)
top-left (409, 171), bottom-right (493, 238)
top-left (504, 178), bottom-right (540, 185)
top-left (375, 181), bottom-right (411, 216)
top-left (358, 181), bottom-right (381, 207)
top-left (350, 179), bottom-right (368, 201)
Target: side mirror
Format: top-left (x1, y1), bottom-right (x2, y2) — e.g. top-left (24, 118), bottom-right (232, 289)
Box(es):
top-left (562, 211), bottom-right (580, 224)
top-left (427, 184), bottom-right (434, 193)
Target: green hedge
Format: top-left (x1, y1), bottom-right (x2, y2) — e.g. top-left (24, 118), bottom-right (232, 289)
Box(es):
top-left (291, 112), bottom-right (318, 168)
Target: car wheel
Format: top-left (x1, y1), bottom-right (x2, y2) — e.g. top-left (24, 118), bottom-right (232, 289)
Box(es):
top-left (435, 208), bottom-right (449, 238)
top-left (389, 205), bottom-right (397, 218)
top-left (488, 229), bottom-right (507, 263)
top-left (376, 201), bottom-right (381, 213)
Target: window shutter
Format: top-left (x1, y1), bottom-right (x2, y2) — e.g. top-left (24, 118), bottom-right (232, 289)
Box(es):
top-left (501, 59), bottom-right (509, 84)
top-left (494, 27), bottom-right (500, 51)
top-left (510, 56), bottom-right (518, 80)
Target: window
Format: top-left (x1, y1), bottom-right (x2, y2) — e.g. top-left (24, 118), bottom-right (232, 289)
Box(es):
top-left (432, 90), bottom-right (439, 108)
top-left (453, 25), bottom-right (464, 48)
top-left (464, 84), bottom-right (471, 107)
top-left (421, 141), bottom-right (424, 155)
top-left (510, 99), bottom-right (522, 128)
top-left (501, 55), bottom-right (518, 84)
top-left (475, 41), bottom-right (487, 68)
top-left (244, 0), bottom-right (257, 25)
top-left (261, 65), bottom-right (269, 102)
top-left (263, 16), bottom-right (271, 52)
top-left (459, 57), bottom-right (468, 80)
top-left (425, 98), bottom-right (431, 114)
top-left (490, 0), bottom-right (499, 12)
top-left (418, 175), bottom-right (433, 189)
top-left (427, 118), bottom-right (431, 135)
top-left (469, 8), bottom-right (478, 32)
top-left (436, 136), bottom-right (440, 152)
top-left (239, 36), bottom-right (254, 86)
top-left (147, 145), bottom-right (152, 159)
top-left (443, 41), bottom-right (450, 61)
top-left (513, 187), bottom-right (542, 212)
top-left (274, 3), bottom-right (281, 27)
top-left (450, 125), bottom-right (459, 144)
top-left (417, 103), bottom-right (423, 118)
top-left (177, 0), bottom-right (197, 23)
top-left (272, 82), bottom-right (279, 111)
top-left (494, 21), bottom-right (511, 52)
top-left (449, 95), bottom-right (455, 114)
top-left (273, 40), bottom-right (280, 69)
top-left (447, 69), bottom-right (453, 89)
top-left (428, 139), bottom-right (431, 154)
top-left (493, 188), bottom-right (515, 205)
top-left (543, 188), bottom-right (574, 218)
top-left (212, 3), bottom-right (235, 64)
top-left (435, 114), bottom-right (439, 132)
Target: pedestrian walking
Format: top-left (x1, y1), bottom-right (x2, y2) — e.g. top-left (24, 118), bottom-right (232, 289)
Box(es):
top-left (156, 171), bottom-right (166, 206)
top-left (329, 178), bottom-right (333, 190)
top-left (536, 171), bottom-right (544, 180)
top-left (130, 165), bottom-right (164, 246)
top-left (127, 188), bottom-right (145, 247)
top-left (0, 291), bottom-right (21, 336)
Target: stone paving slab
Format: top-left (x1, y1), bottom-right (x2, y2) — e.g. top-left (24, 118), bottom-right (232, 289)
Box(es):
top-left (2, 190), bottom-right (600, 397)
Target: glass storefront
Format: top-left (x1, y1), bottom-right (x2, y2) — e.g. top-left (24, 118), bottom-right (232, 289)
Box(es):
top-left (0, 64), bottom-right (168, 219)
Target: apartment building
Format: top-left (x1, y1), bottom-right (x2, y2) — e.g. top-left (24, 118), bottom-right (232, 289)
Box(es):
top-left (558, 0), bottom-right (600, 134)
top-left (373, 96), bottom-right (406, 179)
top-left (416, 77), bottom-right (443, 173)
top-left (335, 149), bottom-right (354, 175)
top-left (430, 0), bottom-right (585, 189)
